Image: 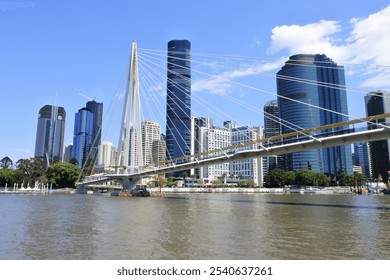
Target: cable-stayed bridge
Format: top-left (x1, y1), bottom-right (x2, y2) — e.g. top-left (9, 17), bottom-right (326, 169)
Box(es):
top-left (76, 41), bottom-right (390, 191)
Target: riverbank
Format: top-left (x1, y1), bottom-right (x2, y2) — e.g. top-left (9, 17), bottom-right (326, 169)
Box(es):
top-left (1, 186), bottom-right (377, 195)
top-left (150, 186), bottom-right (354, 194)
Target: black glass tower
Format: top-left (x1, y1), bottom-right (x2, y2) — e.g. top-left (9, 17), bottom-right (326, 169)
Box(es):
top-left (166, 40), bottom-right (191, 168)
top-left (365, 91), bottom-right (390, 182)
top-left (86, 100), bottom-right (103, 162)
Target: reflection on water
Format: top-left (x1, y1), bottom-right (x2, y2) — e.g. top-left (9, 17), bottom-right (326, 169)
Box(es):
top-left (0, 193), bottom-right (389, 259)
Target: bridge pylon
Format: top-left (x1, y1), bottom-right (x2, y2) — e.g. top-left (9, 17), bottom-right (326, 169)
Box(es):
top-left (116, 41), bottom-right (144, 188)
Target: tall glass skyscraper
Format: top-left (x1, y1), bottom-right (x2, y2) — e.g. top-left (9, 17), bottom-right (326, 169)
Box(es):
top-left (86, 100), bottom-right (103, 162)
top-left (365, 90), bottom-right (390, 182)
top-left (34, 105), bottom-right (66, 169)
top-left (277, 54), bottom-right (353, 179)
top-left (166, 40), bottom-right (191, 167)
top-left (263, 100), bottom-right (284, 173)
top-left (72, 107), bottom-right (94, 168)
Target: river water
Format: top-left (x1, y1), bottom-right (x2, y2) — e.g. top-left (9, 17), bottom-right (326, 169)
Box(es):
top-left (0, 192), bottom-right (389, 260)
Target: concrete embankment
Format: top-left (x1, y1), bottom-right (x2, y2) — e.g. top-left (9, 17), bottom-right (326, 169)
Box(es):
top-left (150, 187), bottom-right (353, 194)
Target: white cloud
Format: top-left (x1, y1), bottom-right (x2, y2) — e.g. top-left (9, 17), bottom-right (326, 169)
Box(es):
top-left (268, 20), bottom-right (343, 58)
top-left (268, 5), bottom-right (390, 89)
top-left (192, 59), bottom-right (284, 95)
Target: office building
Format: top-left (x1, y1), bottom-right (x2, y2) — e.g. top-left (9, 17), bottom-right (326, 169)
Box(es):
top-left (72, 107), bottom-right (94, 168)
top-left (166, 40), bottom-right (191, 174)
top-left (63, 144), bottom-right (73, 163)
top-left (34, 105), bottom-right (66, 169)
top-left (86, 100), bottom-right (103, 162)
top-left (277, 54), bottom-right (353, 180)
top-left (263, 100), bottom-right (284, 173)
top-left (353, 142), bottom-right (372, 178)
top-left (365, 90), bottom-right (390, 182)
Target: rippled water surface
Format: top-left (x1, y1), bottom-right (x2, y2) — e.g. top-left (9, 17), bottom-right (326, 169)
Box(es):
top-left (0, 193), bottom-right (389, 259)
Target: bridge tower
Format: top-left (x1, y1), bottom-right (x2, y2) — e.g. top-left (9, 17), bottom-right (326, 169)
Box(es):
top-left (116, 41), bottom-right (144, 178)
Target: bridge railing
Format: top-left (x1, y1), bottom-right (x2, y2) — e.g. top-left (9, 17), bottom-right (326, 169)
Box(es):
top-left (143, 113), bottom-right (390, 169)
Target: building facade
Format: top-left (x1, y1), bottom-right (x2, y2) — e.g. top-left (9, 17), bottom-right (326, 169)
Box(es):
top-left (230, 125), bottom-right (263, 186)
top-left (72, 107), bottom-right (94, 168)
top-left (86, 100), bottom-right (103, 163)
top-left (192, 118), bottom-right (264, 186)
top-left (166, 40), bottom-right (191, 170)
top-left (277, 54), bottom-right (353, 181)
top-left (63, 144), bottom-right (73, 163)
top-left (141, 120), bottom-right (161, 166)
top-left (365, 90), bottom-right (390, 182)
top-left (97, 141), bottom-right (116, 170)
top-left (263, 100), bottom-right (284, 173)
top-left (353, 142), bottom-right (372, 178)
top-left (34, 105), bottom-right (66, 169)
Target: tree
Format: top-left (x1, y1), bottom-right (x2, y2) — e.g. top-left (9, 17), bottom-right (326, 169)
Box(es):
top-left (15, 158), bottom-right (45, 186)
top-left (338, 173), bottom-right (354, 186)
top-left (296, 169), bottom-right (317, 186)
top-left (46, 162), bottom-right (81, 188)
top-left (264, 169), bottom-right (286, 188)
top-left (315, 173), bottom-right (330, 187)
top-left (353, 172), bottom-right (366, 186)
top-left (0, 168), bottom-right (16, 186)
top-left (0, 156), bottom-right (13, 169)
top-left (69, 157), bottom-right (79, 165)
top-left (284, 171), bottom-right (296, 185)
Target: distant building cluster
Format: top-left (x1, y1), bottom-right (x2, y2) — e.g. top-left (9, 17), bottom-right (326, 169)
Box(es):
top-left (33, 39), bottom-right (390, 186)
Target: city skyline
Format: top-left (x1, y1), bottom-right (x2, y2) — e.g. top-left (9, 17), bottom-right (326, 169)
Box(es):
top-left (1, 1), bottom-right (390, 162)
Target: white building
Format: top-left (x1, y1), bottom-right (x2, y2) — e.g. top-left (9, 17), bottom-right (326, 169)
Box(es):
top-left (97, 141), bottom-right (116, 170)
top-left (198, 125), bottom-right (231, 181)
top-left (193, 118), bottom-right (264, 186)
top-left (142, 120), bottom-right (161, 166)
top-left (230, 125), bottom-right (263, 187)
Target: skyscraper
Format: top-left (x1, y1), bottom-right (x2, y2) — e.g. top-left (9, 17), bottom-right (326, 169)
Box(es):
top-left (166, 40), bottom-right (191, 167)
top-left (353, 142), bottom-right (372, 178)
top-left (263, 100), bottom-right (284, 173)
top-left (97, 141), bottom-right (116, 170)
top-left (34, 105), bottom-right (66, 169)
top-left (365, 90), bottom-right (390, 182)
top-left (141, 120), bottom-right (161, 166)
top-left (86, 100), bottom-right (103, 162)
top-left (277, 54), bottom-right (353, 180)
top-left (72, 107), bottom-right (94, 168)
top-left (63, 144), bottom-right (73, 163)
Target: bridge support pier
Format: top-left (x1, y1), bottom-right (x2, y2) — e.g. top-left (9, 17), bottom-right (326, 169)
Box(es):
top-left (120, 178), bottom-right (141, 192)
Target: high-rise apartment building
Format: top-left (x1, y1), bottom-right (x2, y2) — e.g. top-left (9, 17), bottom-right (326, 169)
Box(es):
top-left (142, 120), bottom-right (161, 166)
top-left (72, 107), bottom-right (94, 168)
top-left (192, 118), bottom-right (264, 186)
top-left (277, 54), bottom-right (353, 180)
top-left (197, 124), bottom-right (231, 181)
top-left (97, 141), bottom-right (116, 170)
top-left (230, 125), bottom-right (263, 186)
top-left (365, 90), bottom-right (390, 182)
top-left (166, 40), bottom-right (191, 169)
top-left (152, 138), bottom-right (166, 165)
top-left (86, 100), bottom-right (103, 162)
top-left (34, 105), bottom-right (66, 169)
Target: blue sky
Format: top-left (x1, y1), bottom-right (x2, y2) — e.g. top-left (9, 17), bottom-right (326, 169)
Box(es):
top-left (1, 0), bottom-right (390, 162)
